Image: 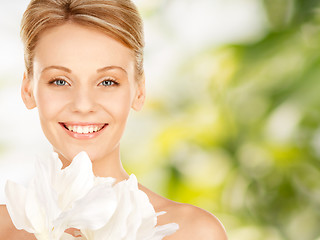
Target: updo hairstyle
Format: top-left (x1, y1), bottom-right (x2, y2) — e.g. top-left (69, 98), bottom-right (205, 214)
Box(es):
top-left (21, 0), bottom-right (144, 80)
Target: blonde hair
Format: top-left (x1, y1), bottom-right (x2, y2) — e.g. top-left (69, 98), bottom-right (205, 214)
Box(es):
top-left (21, 0), bottom-right (144, 80)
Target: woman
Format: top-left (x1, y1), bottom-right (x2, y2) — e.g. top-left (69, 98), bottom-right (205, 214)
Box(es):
top-left (0, 0), bottom-right (227, 239)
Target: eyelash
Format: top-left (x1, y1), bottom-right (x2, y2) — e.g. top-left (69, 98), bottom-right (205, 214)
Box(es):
top-left (49, 78), bottom-right (69, 86)
top-left (99, 78), bottom-right (119, 87)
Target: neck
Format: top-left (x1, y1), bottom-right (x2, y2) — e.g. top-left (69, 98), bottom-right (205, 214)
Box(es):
top-left (92, 147), bottom-right (129, 181)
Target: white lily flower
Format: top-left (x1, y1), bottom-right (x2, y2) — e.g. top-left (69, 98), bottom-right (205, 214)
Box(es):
top-left (5, 152), bottom-right (118, 240)
top-left (5, 151), bottom-right (178, 240)
top-left (81, 175), bottom-right (179, 240)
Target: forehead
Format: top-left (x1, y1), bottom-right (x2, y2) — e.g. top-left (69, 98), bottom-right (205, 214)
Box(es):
top-left (33, 22), bottom-right (135, 74)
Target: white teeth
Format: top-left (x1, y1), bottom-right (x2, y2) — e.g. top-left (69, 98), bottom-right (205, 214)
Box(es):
top-left (65, 124), bottom-right (104, 134)
top-left (76, 126), bottom-right (82, 134)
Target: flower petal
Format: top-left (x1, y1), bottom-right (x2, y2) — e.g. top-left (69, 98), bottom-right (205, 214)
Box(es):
top-left (25, 181), bottom-right (48, 234)
top-left (152, 223), bottom-right (180, 240)
top-left (87, 179), bottom-right (133, 240)
top-left (125, 175), bottom-right (155, 239)
top-left (5, 180), bottom-right (34, 233)
top-left (54, 152), bottom-right (95, 210)
top-left (56, 183), bottom-right (117, 231)
top-left (33, 158), bottom-right (60, 222)
top-left (94, 176), bottom-right (115, 186)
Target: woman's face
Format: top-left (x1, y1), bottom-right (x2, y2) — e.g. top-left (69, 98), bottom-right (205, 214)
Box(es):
top-left (22, 22), bottom-right (145, 164)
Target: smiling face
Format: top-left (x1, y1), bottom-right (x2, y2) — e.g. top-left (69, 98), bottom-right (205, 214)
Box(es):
top-left (21, 22), bottom-right (145, 165)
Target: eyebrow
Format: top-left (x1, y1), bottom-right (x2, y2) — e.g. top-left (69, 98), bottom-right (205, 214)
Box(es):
top-left (97, 66), bottom-right (128, 76)
top-left (41, 65), bottom-right (71, 73)
top-left (41, 65), bottom-right (128, 75)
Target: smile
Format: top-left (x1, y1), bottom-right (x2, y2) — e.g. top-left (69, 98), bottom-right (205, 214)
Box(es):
top-left (59, 122), bottom-right (108, 139)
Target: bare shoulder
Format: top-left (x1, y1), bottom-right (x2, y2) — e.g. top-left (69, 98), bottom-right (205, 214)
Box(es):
top-left (139, 185), bottom-right (228, 240)
top-left (162, 202), bottom-right (228, 240)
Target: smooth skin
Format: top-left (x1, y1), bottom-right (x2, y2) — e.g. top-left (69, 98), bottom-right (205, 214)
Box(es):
top-left (0, 22), bottom-right (227, 239)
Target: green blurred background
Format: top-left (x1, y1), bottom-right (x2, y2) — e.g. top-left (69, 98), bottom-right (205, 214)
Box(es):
top-left (1, 0), bottom-right (320, 239)
top-left (122, 0), bottom-right (320, 239)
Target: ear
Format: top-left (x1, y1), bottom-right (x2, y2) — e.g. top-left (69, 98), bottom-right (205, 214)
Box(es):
top-left (131, 74), bottom-right (146, 111)
top-left (21, 72), bottom-right (36, 109)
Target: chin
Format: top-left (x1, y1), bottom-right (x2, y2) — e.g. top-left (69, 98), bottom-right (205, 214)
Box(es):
top-left (54, 145), bottom-right (117, 164)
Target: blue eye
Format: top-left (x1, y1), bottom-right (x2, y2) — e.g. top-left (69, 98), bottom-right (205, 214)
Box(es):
top-left (100, 80), bottom-right (118, 86)
top-left (52, 79), bottom-right (68, 86)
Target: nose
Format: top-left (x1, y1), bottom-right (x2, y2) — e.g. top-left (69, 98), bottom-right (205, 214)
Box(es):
top-left (70, 86), bottom-right (97, 113)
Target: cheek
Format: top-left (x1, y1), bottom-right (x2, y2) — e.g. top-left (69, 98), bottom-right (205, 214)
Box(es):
top-left (35, 87), bottom-right (68, 120)
top-left (99, 88), bottom-right (133, 120)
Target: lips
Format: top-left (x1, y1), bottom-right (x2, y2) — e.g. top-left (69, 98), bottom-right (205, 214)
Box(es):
top-left (59, 122), bottom-right (108, 139)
